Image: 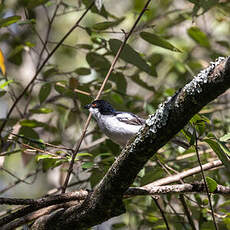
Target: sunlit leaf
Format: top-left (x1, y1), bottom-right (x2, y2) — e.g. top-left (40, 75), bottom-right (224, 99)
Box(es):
top-left (220, 133), bottom-right (230, 142)
top-left (77, 153), bottom-right (93, 158)
top-left (36, 154), bottom-right (54, 161)
top-left (0, 16), bottom-right (21, 28)
top-left (20, 119), bottom-right (45, 128)
top-left (17, 19), bottom-right (36, 25)
top-left (0, 48), bottom-right (6, 75)
top-left (187, 26), bottom-right (210, 48)
top-left (0, 80), bottom-right (13, 89)
top-left (29, 107), bottom-right (53, 114)
top-left (82, 162), bottom-right (94, 169)
top-left (140, 32), bottom-right (181, 52)
top-left (206, 177), bottom-right (217, 192)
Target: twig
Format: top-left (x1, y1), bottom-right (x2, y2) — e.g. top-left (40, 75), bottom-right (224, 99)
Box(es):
top-left (0, 167), bottom-right (33, 185)
top-left (0, 170), bottom-right (39, 195)
top-left (0, 1), bottom-right (94, 141)
top-left (61, 0), bottom-right (152, 193)
top-left (157, 159), bottom-right (196, 229)
top-left (1, 183), bottom-right (229, 228)
top-left (179, 195), bottom-right (196, 230)
top-left (144, 160), bottom-right (223, 188)
top-left (194, 128), bottom-right (218, 230)
top-left (0, 191), bottom-right (88, 227)
top-left (152, 197), bottom-right (170, 230)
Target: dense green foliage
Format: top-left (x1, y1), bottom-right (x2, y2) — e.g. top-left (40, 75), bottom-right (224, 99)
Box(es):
top-left (0, 0), bottom-right (230, 229)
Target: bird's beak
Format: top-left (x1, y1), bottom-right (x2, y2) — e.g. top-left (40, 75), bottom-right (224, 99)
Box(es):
top-left (84, 103), bottom-right (91, 109)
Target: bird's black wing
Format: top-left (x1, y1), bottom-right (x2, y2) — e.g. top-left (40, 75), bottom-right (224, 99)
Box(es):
top-left (115, 112), bottom-right (145, 126)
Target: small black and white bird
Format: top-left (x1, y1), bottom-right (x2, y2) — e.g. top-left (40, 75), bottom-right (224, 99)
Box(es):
top-left (84, 100), bottom-right (145, 146)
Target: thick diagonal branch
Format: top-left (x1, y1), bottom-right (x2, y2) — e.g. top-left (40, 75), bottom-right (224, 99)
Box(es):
top-left (32, 57), bottom-right (230, 229)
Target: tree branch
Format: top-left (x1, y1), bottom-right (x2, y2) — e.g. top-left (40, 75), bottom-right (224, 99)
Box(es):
top-left (31, 56), bottom-right (230, 229)
top-left (1, 182), bottom-right (229, 229)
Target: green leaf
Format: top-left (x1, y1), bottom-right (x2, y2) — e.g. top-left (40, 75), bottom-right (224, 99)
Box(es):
top-left (43, 68), bottom-right (58, 78)
top-left (0, 16), bottom-right (21, 28)
top-left (206, 177), bottom-right (217, 192)
top-left (41, 158), bottom-right (58, 172)
top-left (54, 83), bottom-right (76, 98)
top-left (0, 91), bottom-right (6, 97)
top-left (39, 83), bottom-right (51, 104)
top-left (203, 138), bottom-right (230, 171)
top-left (109, 39), bottom-right (156, 76)
top-left (8, 45), bottom-right (24, 65)
top-left (187, 26), bottom-right (210, 48)
top-left (76, 43), bottom-right (93, 50)
top-left (0, 80), bottom-right (13, 89)
top-left (93, 21), bottom-right (115, 30)
top-left (17, 19), bottom-right (36, 25)
top-left (86, 52), bottom-right (110, 70)
top-left (92, 17), bottom-right (124, 30)
top-left (220, 133), bottom-right (230, 142)
top-left (82, 162), bottom-right (94, 169)
top-left (218, 140), bottom-right (230, 157)
top-left (75, 67), bottom-right (91, 75)
top-left (140, 32), bottom-right (181, 52)
top-left (29, 107), bottom-right (53, 114)
top-left (77, 153), bottom-right (93, 158)
top-left (190, 114), bottom-right (210, 136)
top-left (110, 72), bottom-right (127, 93)
top-left (20, 119), bottom-right (45, 128)
top-left (36, 154), bottom-right (53, 161)
top-left (19, 126), bottom-right (39, 140)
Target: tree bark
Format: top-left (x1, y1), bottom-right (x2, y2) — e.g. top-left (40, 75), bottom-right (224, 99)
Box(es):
top-left (32, 56), bottom-right (230, 229)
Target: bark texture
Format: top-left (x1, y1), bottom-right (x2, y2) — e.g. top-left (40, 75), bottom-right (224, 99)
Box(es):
top-left (32, 57), bottom-right (230, 229)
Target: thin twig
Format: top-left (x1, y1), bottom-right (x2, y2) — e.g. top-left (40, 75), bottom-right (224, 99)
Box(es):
top-left (0, 170), bottom-right (39, 195)
top-left (61, 0), bottom-right (152, 193)
top-left (1, 183), bottom-right (229, 228)
top-left (194, 127), bottom-right (218, 230)
top-left (0, 167), bottom-right (32, 185)
top-left (157, 159), bottom-right (196, 230)
top-left (0, 1), bottom-right (94, 141)
top-left (152, 197), bottom-right (171, 230)
top-left (179, 195), bottom-right (196, 230)
top-left (144, 160), bottom-right (223, 188)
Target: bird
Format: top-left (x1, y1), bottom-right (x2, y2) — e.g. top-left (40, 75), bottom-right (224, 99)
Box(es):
top-left (84, 100), bottom-right (145, 146)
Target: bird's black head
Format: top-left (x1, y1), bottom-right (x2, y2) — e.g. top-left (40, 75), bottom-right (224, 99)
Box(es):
top-left (84, 100), bottom-right (116, 115)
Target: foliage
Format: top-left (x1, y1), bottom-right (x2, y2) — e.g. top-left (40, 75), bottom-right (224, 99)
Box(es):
top-left (0, 0), bottom-right (230, 229)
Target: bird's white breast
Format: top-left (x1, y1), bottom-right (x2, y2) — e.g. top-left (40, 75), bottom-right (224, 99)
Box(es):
top-left (89, 108), bottom-right (142, 146)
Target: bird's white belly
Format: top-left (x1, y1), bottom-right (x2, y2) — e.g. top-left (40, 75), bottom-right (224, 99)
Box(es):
top-left (97, 115), bottom-right (142, 146)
